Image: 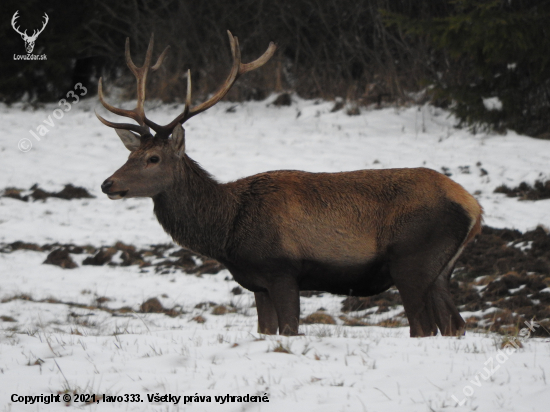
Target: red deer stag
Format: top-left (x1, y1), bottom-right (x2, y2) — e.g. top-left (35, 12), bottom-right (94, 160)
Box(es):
top-left (97, 32), bottom-right (482, 337)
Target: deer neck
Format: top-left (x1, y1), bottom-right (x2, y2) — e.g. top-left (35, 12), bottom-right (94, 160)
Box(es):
top-left (152, 156), bottom-right (236, 259)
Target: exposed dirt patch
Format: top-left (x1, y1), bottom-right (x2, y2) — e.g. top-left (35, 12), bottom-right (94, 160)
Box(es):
top-left (4, 241), bottom-right (43, 252)
top-left (8, 241), bottom-right (228, 275)
top-left (330, 100), bottom-right (345, 112)
top-left (43, 248), bottom-right (78, 269)
top-left (150, 247), bottom-right (226, 275)
top-left (43, 244), bottom-right (86, 254)
top-left (346, 106), bottom-right (361, 116)
top-left (494, 180), bottom-right (550, 201)
top-left (341, 289), bottom-right (403, 314)
top-left (51, 184), bottom-right (95, 200)
top-left (195, 301), bottom-right (218, 309)
top-left (1, 294), bottom-right (153, 318)
top-left (189, 259), bottom-right (226, 275)
top-left (1, 184), bottom-right (94, 202)
top-left (272, 93), bottom-right (292, 106)
top-left (2, 188), bottom-right (29, 201)
top-left (139, 297), bottom-right (180, 317)
top-left (83, 248), bottom-right (117, 266)
top-left (456, 226), bottom-right (550, 279)
top-left (140, 297), bottom-right (165, 313)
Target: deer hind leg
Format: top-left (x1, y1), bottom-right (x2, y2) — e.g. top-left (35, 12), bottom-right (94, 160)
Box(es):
top-left (390, 272), bottom-right (438, 337)
top-left (426, 249), bottom-right (466, 336)
top-left (254, 291), bottom-right (279, 335)
top-left (426, 278), bottom-right (465, 336)
top-left (389, 241), bottom-right (465, 337)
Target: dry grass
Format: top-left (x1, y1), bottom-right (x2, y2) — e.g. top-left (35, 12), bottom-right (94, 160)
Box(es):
top-left (301, 311), bottom-right (336, 325)
top-left (271, 341), bottom-right (292, 354)
top-left (212, 305), bottom-right (235, 315)
top-left (339, 315), bottom-right (369, 327)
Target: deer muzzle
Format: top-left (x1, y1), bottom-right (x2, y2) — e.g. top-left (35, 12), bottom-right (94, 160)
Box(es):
top-left (101, 179), bottom-right (128, 199)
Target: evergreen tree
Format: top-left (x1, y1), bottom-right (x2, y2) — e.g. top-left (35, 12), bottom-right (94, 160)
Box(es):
top-left (384, 0), bottom-right (550, 137)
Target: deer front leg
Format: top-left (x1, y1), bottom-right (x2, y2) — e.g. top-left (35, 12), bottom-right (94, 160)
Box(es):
top-left (254, 291), bottom-right (278, 335)
top-left (268, 277), bottom-right (301, 336)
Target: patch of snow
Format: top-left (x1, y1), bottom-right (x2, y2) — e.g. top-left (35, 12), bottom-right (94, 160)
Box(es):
top-left (508, 240), bottom-right (533, 251)
top-left (483, 97), bottom-right (503, 111)
top-left (509, 284), bottom-right (526, 294)
top-left (1, 98), bottom-right (549, 411)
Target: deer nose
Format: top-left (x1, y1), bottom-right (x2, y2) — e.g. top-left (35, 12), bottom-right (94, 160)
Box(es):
top-left (101, 179), bottom-right (113, 193)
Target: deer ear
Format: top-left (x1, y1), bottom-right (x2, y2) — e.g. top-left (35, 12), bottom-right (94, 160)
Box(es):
top-left (115, 129), bottom-right (141, 151)
top-left (171, 124), bottom-right (185, 157)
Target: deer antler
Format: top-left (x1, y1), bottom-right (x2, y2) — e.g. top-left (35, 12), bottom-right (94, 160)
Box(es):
top-left (96, 33), bottom-right (170, 136)
top-left (11, 11), bottom-right (27, 38)
top-left (97, 31), bottom-right (276, 138)
top-left (153, 31), bottom-right (277, 137)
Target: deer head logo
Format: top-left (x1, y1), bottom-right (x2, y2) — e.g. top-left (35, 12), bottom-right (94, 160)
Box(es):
top-left (11, 11), bottom-right (49, 54)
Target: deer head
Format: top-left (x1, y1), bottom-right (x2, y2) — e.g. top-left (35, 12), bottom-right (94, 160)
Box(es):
top-left (97, 32), bottom-right (276, 199)
top-left (11, 11), bottom-right (49, 54)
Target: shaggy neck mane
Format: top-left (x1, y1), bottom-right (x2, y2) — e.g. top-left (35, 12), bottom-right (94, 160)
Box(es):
top-left (152, 155), bottom-right (236, 259)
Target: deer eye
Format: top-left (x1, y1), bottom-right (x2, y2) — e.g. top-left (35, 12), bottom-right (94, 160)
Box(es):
top-left (148, 156), bottom-right (160, 164)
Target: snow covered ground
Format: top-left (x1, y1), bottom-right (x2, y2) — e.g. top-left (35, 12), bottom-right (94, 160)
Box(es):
top-left (0, 96), bottom-right (549, 411)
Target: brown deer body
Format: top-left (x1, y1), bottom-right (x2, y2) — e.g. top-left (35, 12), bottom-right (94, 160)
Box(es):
top-left (97, 33), bottom-right (482, 337)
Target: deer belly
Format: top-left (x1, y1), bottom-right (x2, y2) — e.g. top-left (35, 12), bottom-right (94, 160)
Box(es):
top-left (298, 258), bottom-right (393, 296)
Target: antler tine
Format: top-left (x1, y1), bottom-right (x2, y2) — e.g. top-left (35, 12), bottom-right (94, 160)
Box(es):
top-left (152, 46), bottom-right (170, 71)
top-left (126, 34), bottom-right (170, 122)
top-left (155, 31), bottom-right (276, 137)
top-left (127, 34), bottom-right (153, 120)
top-left (95, 111), bottom-right (150, 136)
top-left (98, 34), bottom-right (170, 135)
top-left (185, 70), bottom-right (192, 114)
top-left (183, 31), bottom-right (241, 120)
top-left (152, 69), bottom-right (193, 135)
top-left (156, 36), bottom-right (240, 136)
top-left (98, 78), bottom-right (142, 124)
top-left (240, 41), bottom-right (277, 74)
top-left (180, 70), bottom-right (192, 121)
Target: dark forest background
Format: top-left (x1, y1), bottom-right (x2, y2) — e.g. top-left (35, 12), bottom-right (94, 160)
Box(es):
top-left (1, 0), bottom-right (549, 137)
